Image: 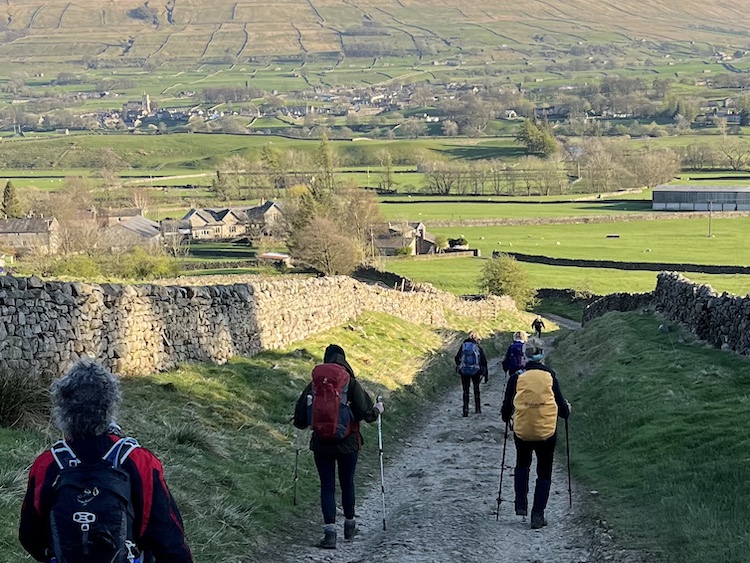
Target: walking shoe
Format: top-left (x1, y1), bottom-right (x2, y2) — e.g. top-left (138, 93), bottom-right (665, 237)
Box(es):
top-left (319, 526), bottom-right (337, 549)
top-left (344, 518), bottom-right (358, 540)
top-left (530, 512), bottom-right (548, 529)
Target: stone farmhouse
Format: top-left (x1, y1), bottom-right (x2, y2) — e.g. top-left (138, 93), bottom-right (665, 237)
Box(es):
top-left (374, 222), bottom-right (438, 256)
top-left (0, 217), bottom-right (60, 254)
top-left (182, 201), bottom-right (283, 240)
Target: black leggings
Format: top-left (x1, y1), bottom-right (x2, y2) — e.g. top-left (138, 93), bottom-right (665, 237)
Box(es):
top-left (314, 451), bottom-right (358, 524)
top-left (514, 434), bottom-right (556, 479)
top-left (461, 374), bottom-right (481, 412)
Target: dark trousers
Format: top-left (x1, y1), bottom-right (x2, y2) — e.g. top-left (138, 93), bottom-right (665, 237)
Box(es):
top-left (314, 451), bottom-right (359, 524)
top-left (514, 434), bottom-right (556, 515)
top-left (461, 374), bottom-right (481, 414)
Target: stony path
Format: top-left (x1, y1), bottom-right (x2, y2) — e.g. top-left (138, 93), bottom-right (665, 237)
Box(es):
top-left (283, 351), bottom-right (592, 563)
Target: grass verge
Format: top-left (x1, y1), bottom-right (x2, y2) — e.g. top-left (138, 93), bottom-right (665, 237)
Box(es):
top-left (0, 309), bottom-right (531, 562)
top-left (550, 311), bottom-right (750, 563)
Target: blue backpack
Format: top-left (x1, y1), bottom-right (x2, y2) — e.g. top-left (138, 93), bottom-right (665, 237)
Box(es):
top-left (458, 341), bottom-right (481, 376)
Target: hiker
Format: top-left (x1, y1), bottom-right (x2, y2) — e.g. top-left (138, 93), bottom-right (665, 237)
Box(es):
top-left (293, 344), bottom-right (384, 550)
top-left (500, 336), bottom-right (570, 529)
top-left (19, 359), bottom-right (193, 563)
top-left (454, 331), bottom-right (489, 416)
top-left (502, 331), bottom-right (527, 376)
top-left (531, 315), bottom-right (545, 338)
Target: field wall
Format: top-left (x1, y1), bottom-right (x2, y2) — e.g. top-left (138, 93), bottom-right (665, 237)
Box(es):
top-left (583, 272), bottom-right (750, 356)
top-left (0, 274), bottom-right (515, 377)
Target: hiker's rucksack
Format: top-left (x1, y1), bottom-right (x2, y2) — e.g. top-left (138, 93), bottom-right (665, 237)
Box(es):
top-left (309, 363), bottom-right (354, 440)
top-left (49, 437), bottom-right (141, 563)
top-left (502, 341), bottom-right (526, 374)
top-left (512, 369), bottom-right (558, 441)
top-left (458, 341), bottom-right (481, 376)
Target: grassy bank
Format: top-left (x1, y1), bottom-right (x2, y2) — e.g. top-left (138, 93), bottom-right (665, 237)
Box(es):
top-left (550, 311), bottom-right (750, 562)
top-left (0, 309), bottom-right (530, 562)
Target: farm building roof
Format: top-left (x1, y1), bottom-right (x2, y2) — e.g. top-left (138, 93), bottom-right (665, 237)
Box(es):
top-left (653, 185), bottom-right (750, 192)
top-left (0, 218), bottom-right (56, 234)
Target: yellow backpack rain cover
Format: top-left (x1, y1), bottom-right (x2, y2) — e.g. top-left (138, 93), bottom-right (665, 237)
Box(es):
top-left (513, 369), bottom-right (558, 441)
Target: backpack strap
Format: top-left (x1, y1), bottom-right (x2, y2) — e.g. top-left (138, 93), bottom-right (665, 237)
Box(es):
top-left (50, 439), bottom-right (81, 469)
top-left (102, 437), bottom-right (141, 469)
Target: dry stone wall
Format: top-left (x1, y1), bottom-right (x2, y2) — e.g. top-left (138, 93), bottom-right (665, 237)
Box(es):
top-left (583, 272), bottom-right (750, 356)
top-left (0, 274), bottom-right (515, 377)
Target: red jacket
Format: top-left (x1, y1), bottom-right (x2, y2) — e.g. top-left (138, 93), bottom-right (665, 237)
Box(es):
top-left (19, 434), bottom-right (193, 563)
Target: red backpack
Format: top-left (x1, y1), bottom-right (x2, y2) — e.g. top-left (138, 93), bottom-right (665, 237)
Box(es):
top-left (309, 364), bottom-right (354, 440)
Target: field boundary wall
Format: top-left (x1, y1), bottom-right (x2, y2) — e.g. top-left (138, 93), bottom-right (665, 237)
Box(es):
top-left (583, 272), bottom-right (750, 356)
top-left (0, 274), bottom-right (515, 377)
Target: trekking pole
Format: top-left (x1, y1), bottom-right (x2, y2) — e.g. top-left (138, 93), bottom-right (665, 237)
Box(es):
top-left (565, 418), bottom-right (572, 509)
top-left (376, 395), bottom-right (387, 531)
top-left (292, 427), bottom-right (302, 506)
top-left (495, 420), bottom-right (509, 521)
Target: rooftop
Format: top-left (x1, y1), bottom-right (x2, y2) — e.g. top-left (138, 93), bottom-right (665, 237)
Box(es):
top-left (654, 185), bottom-right (750, 193)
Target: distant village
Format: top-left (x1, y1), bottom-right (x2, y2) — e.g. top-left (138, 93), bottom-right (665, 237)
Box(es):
top-left (7, 53), bottom-right (750, 136)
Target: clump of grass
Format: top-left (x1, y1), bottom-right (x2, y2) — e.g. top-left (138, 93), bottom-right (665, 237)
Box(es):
top-left (0, 368), bottom-right (50, 430)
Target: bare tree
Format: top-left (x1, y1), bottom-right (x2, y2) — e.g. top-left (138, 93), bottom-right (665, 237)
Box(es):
top-left (289, 216), bottom-right (363, 275)
top-left (719, 138), bottom-right (750, 171)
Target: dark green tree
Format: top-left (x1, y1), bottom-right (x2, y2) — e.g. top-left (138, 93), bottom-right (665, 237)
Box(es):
top-left (478, 253), bottom-right (537, 310)
top-left (2, 180), bottom-right (23, 218)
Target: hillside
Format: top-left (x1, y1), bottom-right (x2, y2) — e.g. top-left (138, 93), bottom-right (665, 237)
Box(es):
top-left (0, 0), bottom-right (749, 64)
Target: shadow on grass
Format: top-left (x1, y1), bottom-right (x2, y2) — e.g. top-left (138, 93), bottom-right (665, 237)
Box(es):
top-left (438, 144), bottom-right (527, 161)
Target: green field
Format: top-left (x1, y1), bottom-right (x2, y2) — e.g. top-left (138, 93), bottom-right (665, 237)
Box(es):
top-left (427, 218), bottom-right (750, 267)
top-left (381, 200), bottom-right (653, 221)
top-left (385, 257), bottom-right (750, 297)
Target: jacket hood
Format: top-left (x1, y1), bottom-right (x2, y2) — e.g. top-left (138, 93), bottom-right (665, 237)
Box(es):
top-left (324, 344), bottom-right (355, 378)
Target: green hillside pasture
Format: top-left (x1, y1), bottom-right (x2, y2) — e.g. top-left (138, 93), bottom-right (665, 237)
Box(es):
top-left (427, 217), bottom-right (750, 267)
top-left (381, 200), bottom-right (652, 221)
top-left (551, 312), bottom-right (750, 562)
top-left (0, 310), bottom-right (531, 562)
top-left (384, 257), bottom-right (750, 296)
top-left (0, 135), bottom-right (521, 171)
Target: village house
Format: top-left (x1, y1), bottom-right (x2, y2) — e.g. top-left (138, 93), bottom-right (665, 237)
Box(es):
top-left (0, 217), bottom-right (60, 254)
top-left (373, 221), bottom-right (438, 256)
top-left (182, 201), bottom-right (283, 240)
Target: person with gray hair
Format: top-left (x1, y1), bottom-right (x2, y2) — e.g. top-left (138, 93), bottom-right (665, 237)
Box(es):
top-left (19, 358), bottom-right (193, 563)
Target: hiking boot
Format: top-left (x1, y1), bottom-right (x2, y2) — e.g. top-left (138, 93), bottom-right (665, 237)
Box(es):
top-left (462, 410), bottom-right (469, 417)
top-left (475, 406), bottom-right (482, 414)
top-left (515, 505), bottom-right (527, 517)
top-left (344, 519), bottom-right (358, 540)
top-left (319, 527), bottom-right (337, 549)
top-left (530, 512), bottom-right (548, 529)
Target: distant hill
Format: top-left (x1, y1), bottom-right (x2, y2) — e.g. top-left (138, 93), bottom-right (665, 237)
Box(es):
top-left (0, 0), bottom-right (749, 65)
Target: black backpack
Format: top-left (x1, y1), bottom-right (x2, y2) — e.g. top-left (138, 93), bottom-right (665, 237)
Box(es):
top-left (49, 437), bottom-right (141, 563)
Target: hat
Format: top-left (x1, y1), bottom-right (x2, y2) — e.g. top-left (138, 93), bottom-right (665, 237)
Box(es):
top-left (51, 359), bottom-right (122, 439)
top-left (524, 336), bottom-right (545, 358)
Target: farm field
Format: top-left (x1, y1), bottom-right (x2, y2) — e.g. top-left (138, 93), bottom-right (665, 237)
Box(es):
top-left (426, 218), bottom-right (750, 267)
top-left (381, 200), bottom-right (653, 221)
top-left (384, 257), bottom-right (750, 296)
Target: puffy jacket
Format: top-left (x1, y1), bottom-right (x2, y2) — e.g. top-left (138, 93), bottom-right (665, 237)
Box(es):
top-left (19, 434), bottom-right (193, 563)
